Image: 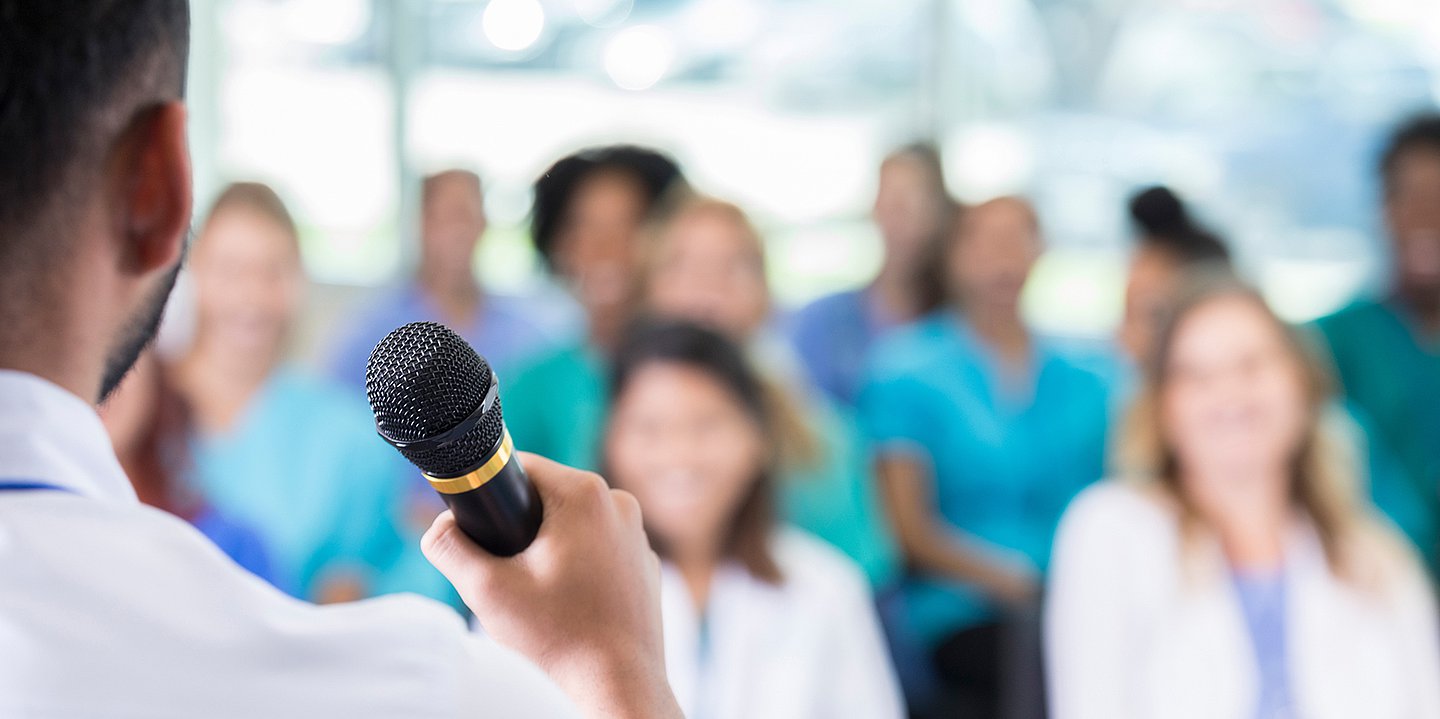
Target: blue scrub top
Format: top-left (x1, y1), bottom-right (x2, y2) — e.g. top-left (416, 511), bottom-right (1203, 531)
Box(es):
top-left (190, 368), bottom-right (453, 604)
top-left (859, 313), bottom-right (1109, 642)
top-left (326, 283), bottom-right (559, 391)
top-left (191, 504), bottom-right (276, 585)
top-left (788, 288), bottom-right (904, 408)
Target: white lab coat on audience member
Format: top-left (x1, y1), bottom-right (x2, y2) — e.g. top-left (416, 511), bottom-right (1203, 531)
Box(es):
top-left (660, 528), bottom-right (905, 719)
top-left (1046, 481), bottom-right (1440, 719)
top-left (0, 370), bottom-right (580, 718)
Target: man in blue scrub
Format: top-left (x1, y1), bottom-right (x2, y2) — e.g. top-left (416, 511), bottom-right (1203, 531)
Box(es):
top-left (1315, 114), bottom-right (1440, 575)
top-left (861, 197), bottom-right (1108, 718)
top-left (328, 169), bottom-right (557, 391)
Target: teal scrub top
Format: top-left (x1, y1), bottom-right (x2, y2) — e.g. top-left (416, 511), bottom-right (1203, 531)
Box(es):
top-left (859, 313), bottom-right (1109, 643)
top-left (191, 368), bottom-right (453, 605)
top-left (504, 342), bottom-right (610, 473)
top-left (1315, 299), bottom-right (1440, 571)
top-left (777, 398), bottom-right (900, 588)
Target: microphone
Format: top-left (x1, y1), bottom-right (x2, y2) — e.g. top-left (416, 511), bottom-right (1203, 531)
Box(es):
top-left (364, 321), bottom-right (543, 556)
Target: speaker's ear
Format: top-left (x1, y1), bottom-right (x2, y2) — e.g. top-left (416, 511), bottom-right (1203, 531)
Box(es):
top-left (115, 101), bottom-right (192, 275)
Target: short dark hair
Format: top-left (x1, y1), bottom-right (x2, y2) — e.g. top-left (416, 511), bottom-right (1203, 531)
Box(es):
top-left (1379, 112), bottom-right (1440, 197)
top-left (604, 320), bottom-right (782, 585)
top-left (530, 145), bottom-right (685, 273)
top-left (0, 1), bottom-right (190, 248)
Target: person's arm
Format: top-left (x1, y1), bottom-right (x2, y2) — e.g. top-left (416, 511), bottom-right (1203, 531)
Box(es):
top-left (423, 452), bottom-right (682, 719)
top-left (876, 452), bottom-right (1037, 604)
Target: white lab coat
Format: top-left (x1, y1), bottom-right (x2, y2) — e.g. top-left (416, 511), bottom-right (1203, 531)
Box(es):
top-left (0, 370), bottom-right (580, 718)
top-left (660, 528), bottom-right (905, 719)
top-left (1046, 481), bottom-right (1440, 719)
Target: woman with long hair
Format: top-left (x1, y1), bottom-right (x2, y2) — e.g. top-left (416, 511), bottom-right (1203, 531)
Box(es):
top-left (639, 196), bottom-right (898, 586)
top-left (173, 182), bottom-right (445, 604)
top-left (1047, 272), bottom-right (1440, 718)
top-left (602, 321), bottom-right (903, 718)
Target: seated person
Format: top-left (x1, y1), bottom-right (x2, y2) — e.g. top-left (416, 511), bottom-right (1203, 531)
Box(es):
top-left (640, 196), bottom-right (898, 587)
top-left (505, 146), bottom-right (686, 470)
top-left (601, 321), bottom-right (904, 719)
top-left (861, 197), bottom-right (1109, 716)
top-left (172, 182), bottom-right (450, 605)
top-left (1048, 272), bottom-right (1440, 719)
top-left (327, 169), bottom-right (555, 390)
top-left (101, 350), bottom-right (273, 583)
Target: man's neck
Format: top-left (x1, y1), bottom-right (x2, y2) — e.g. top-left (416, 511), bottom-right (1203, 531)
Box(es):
top-left (1397, 286), bottom-right (1440, 338)
top-left (0, 319), bottom-right (105, 404)
top-left (870, 260), bottom-right (921, 322)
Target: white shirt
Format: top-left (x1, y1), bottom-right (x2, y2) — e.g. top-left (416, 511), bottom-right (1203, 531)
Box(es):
top-left (0, 370), bottom-right (581, 718)
top-left (1046, 481), bottom-right (1440, 719)
top-left (660, 529), bottom-right (904, 719)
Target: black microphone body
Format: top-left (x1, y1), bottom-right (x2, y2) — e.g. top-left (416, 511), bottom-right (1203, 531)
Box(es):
top-left (365, 322), bottom-right (543, 557)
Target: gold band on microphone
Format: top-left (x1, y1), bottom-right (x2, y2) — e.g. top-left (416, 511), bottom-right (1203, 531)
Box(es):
top-left (424, 430), bottom-right (515, 495)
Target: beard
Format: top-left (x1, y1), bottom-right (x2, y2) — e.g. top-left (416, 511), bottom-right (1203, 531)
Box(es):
top-left (98, 262), bottom-right (182, 402)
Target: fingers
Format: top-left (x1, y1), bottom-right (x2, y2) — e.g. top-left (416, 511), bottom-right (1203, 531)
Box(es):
top-left (422, 510), bottom-right (510, 593)
top-left (517, 451), bottom-right (616, 519)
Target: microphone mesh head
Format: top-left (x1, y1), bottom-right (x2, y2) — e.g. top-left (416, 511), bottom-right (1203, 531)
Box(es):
top-left (365, 322), bottom-right (506, 478)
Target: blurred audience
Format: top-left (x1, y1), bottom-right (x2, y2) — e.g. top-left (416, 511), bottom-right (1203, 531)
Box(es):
top-left (505, 145), bottom-right (686, 470)
top-left (172, 182), bottom-right (447, 604)
top-left (101, 351), bottom-right (274, 583)
top-left (789, 143), bottom-right (957, 407)
top-left (327, 169), bottom-right (554, 388)
top-left (639, 196), bottom-right (899, 586)
top-left (1048, 273), bottom-right (1440, 719)
top-left (602, 321), bottom-right (904, 719)
top-left (860, 196), bottom-right (1108, 717)
top-left (1314, 114), bottom-right (1440, 574)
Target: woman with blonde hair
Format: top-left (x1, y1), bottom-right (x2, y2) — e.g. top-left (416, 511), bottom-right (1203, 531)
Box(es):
top-left (1046, 272), bottom-right (1440, 719)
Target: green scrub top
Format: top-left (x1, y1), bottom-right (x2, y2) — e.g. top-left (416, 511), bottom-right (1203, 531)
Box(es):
top-left (1315, 298), bottom-right (1440, 571)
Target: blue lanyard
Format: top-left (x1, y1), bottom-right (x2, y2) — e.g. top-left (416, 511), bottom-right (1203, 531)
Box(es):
top-left (0, 480), bottom-right (73, 494)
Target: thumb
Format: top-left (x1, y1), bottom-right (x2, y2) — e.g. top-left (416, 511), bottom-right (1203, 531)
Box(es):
top-left (421, 510), bottom-right (516, 596)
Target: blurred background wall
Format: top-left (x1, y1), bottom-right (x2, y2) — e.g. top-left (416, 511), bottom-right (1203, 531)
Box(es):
top-left (180, 0), bottom-right (1440, 360)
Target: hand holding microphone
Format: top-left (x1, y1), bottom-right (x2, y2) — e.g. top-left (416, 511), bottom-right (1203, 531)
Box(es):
top-left (365, 322), bottom-right (681, 719)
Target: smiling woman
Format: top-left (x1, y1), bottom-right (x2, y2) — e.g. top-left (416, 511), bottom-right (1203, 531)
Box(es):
top-left (600, 321), bottom-right (904, 719)
top-left (1046, 271), bottom-right (1440, 719)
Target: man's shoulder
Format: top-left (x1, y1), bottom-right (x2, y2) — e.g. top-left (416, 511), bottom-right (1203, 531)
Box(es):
top-left (0, 497), bottom-right (485, 716)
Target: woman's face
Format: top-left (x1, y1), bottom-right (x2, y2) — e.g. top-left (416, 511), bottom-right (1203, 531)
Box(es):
top-left (873, 156), bottom-right (946, 268)
top-left (1119, 245), bottom-right (1181, 363)
top-left (605, 362), bottom-right (767, 557)
top-left (191, 208), bottom-right (303, 357)
top-left (947, 200), bottom-right (1040, 314)
top-left (553, 172), bottom-right (649, 317)
top-left (646, 211), bottom-right (770, 342)
top-left (1160, 295), bottom-right (1310, 494)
